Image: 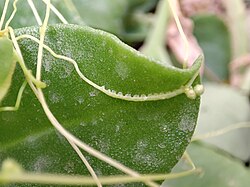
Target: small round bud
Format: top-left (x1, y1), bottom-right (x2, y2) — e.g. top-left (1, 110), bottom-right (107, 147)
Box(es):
top-left (185, 88), bottom-right (196, 100)
top-left (194, 84), bottom-right (204, 96)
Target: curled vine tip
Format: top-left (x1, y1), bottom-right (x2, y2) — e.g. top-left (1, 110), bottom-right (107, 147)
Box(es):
top-left (34, 79), bottom-right (46, 89)
top-left (26, 70), bottom-right (46, 88)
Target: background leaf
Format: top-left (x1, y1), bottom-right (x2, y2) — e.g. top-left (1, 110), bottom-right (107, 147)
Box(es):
top-left (193, 15), bottom-right (231, 81)
top-left (163, 143), bottom-right (250, 187)
top-left (195, 83), bottom-right (250, 161)
top-left (0, 0), bottom-right (158, 42)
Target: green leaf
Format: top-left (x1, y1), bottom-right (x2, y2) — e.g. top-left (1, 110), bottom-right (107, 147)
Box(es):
top-left (193, 15), bottom-right (231, 81)
top-left (0, 37), bottom-right (14, 85)
top-left (0, 24), bottom-right (201, 186)
top-left (195, 83), bottom-right (250, 161)
top-left (0, 37), bottom-right (15, 102)
top-left (163, 143), bottom-right (250, 187)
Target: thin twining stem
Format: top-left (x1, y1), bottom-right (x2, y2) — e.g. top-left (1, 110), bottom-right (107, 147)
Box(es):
top-left (27, 0), bottom-right (42, 25)
top-left (36, 0), bottom-right (50, 81)
top-left (17, 34), bottom-right (202, 102)
top-left (0, 81), bottom-right (27, 112)
top-left (4, 0), bottom-right (18, 29)
top-left (68, 140), bottom-right (102, 187)
top-left (0, 0), bottom-right (10, 30)
top-left (182, 151), bottom-right (196, 170)
top-left (167, 0), bottom-right (190, 68)
top-left (27, 0), bottom-right (68, 25)
top-left (192, 122), bottom-right (250, 142)
top-left (8, 27), bottom-right (45, 88)
top-left (0, 169), bottom-right (201, 186)
top-left (42, 0), bottom-right (68, 24)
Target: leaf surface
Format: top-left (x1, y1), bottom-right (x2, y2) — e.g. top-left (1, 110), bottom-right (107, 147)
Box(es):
top-left (0, 24), bottom-right (201, 186)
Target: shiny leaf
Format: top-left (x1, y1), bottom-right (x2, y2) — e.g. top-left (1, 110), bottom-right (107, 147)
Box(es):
top-left (0, 24), bottom-right (201, 186)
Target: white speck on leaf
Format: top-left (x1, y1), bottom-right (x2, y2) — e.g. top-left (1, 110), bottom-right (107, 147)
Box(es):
top-left (75, 96), bottom-right (84, 104)
top-left (58, 62), bottom-right (74, 79)
top-left (79, 122), bottom-right (86, 127)
top-left (63, 161), bottom-right (75, 174)
top-left (160, 124), bottom-right (170, 133)
top-left (33, 156), bottom-right (51, 172)
top-left (43, 59), bottom-right (52, 72)
top-left (158, 142), bottom-right (167, 149)
top-left (89, 89), bottom-right (99, 97)
top-left (115, 61), bottom-right (129, 80)
top-left (178, 114), bottom-right (195, 132)
top-left (49, 92), bottom-right (63, 104)
top-left (133, 139), bottom-right (162, 168)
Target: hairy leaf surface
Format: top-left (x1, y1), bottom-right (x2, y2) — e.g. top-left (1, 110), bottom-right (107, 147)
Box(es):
top-left (0, 24), bottom-right (202, 186)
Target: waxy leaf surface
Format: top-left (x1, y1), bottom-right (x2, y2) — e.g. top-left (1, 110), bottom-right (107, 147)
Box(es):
top-left (0, 24), bottom-right (201, 186)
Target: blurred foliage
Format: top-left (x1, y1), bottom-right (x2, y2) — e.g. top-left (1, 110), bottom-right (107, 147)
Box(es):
top-left (196, 83), bottom-right (250, 161)
top-left (164, 143), bottom-right (250, 187)
top-left (192, 15), bottom-right (231, 81)
top-left (0, 0), bottom-right (159, 42)
top-left (165, 0), bottom-right (250, 186)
